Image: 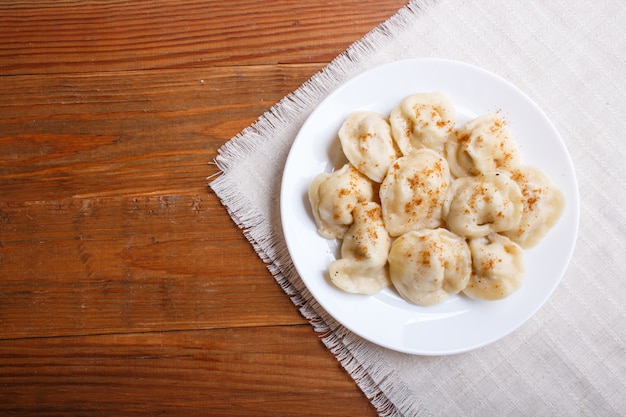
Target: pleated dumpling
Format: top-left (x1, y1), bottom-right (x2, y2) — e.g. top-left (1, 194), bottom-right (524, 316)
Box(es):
top-left (388, 228), bottom-right (472, 306)
top-left (463, 233), bottom-right (525, 300)
top-left (380, 149), bottom-right (451, 237)
top-left (329, 202), bottom-right (391, 294)
top-left (446, 113), bottom-right (521, 178)
top-left (502, 165), bottom-right (565, 248)
top-left (443, 172), bottom-right (523, 238)
top-left (338, 111), bottom-right (399, 183)
top-left (389, 92), bottom-right (455, 155)
top-left (308, 163), bottom-right (374, 239)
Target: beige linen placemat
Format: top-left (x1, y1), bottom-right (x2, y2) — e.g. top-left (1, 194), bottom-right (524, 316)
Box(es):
top-left (210, 0), bottom-right (625, 415)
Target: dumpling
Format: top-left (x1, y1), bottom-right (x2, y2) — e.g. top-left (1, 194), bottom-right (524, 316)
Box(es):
top-left (463, 233), bottom-right (524, 300)
top-left (444, 172), bottom-right (523, 238)
top-left (388, 228), bottom-right (471, 306)
top-left (338, 111), bottom-right (399, 183)
top-left (389, 92), bottom-right (455, 155)
top-left (329, 202), bottom-right (391, 294)
top-left (446, 113), bottom-right (521, 178)
top-left (308, 163), bottom-right (374, 239)
top-left (502, 165), bottom-right (565, 248)
top-left (380, 149), bottom-right (451, 237)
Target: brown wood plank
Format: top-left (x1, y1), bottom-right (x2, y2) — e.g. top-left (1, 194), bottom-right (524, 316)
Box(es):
top-left (0, 65), bottom-right (318, 338)
top-left (0, 195), bottom-right (305, 339)
top-left (0, 326), bottom-right (377, 416)
top-left (0, 65), bottom-right (319, 201)
top-left (0, 0), bottom-right (407, 75)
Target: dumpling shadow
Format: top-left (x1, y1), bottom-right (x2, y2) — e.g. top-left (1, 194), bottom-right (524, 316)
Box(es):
top-left (327, 135), bottom-right (348, 171)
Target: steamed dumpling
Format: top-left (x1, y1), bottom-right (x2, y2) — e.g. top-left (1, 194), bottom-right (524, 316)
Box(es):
top-left (338, 111), bottom-right (399, 183)
top-left (463, 233), bottom-right (524, 300)
top-left (329, 202), bottom-right (391, 294)
top-left (389, 92), bottom-right (455, 155)
top-left (380, 149), bottom-right (451, 237)
top-left (446, 113), bottom-right (521, 178)
top-left (444, 172), bottom-right (523, 238)
top-left (502, 165), bottom-right (565, 248)
top-left (388, 228), bottom-right (471, 306)
top-left (308, 163), bottom-right (374, 239)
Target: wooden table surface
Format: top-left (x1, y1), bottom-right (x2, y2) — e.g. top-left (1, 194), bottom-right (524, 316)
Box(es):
top-left (0, 1), bottom-right (409, 415)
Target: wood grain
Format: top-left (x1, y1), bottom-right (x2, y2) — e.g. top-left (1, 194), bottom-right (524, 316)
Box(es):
top-left (0, 327), bottom-right (376, 416)
top-left (0, 0), bottom-right (408, 414)
top-left (0, 195), bottom-right (305, 339)
top-left (0, 0), bottom-right (406, 74)
top-left (0, 65), bottom-right (319, 339)
top-left (0, 65), bottom-right (320, 201)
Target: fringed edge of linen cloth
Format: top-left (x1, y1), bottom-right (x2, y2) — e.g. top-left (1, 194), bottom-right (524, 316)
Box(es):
top-left (210, 1), bottom-right (436, 416)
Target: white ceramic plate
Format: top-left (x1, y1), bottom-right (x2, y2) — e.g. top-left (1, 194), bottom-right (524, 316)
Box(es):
top-left (280, 58), bottom-right (579, 355)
